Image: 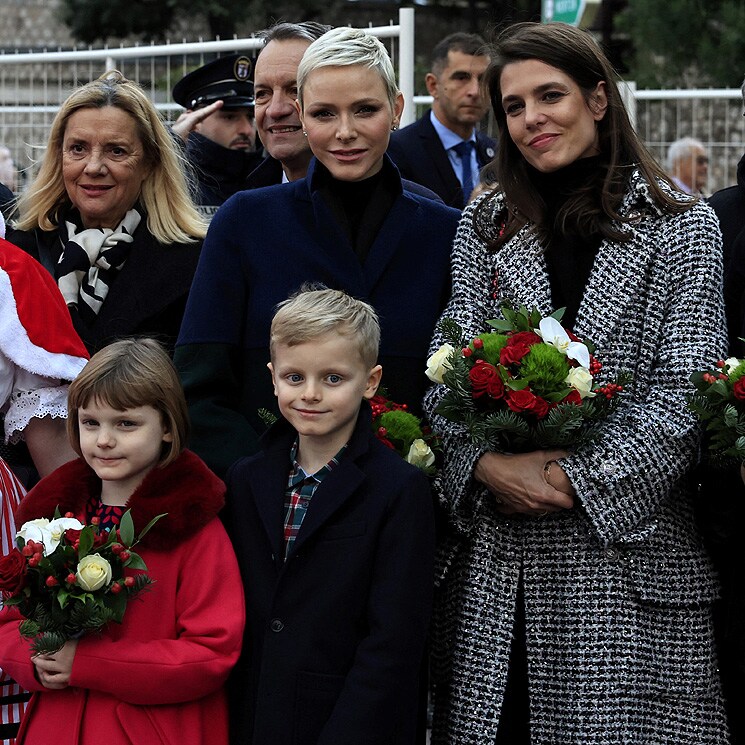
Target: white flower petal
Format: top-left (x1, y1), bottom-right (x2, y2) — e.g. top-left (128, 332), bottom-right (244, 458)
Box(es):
top-left (565, 341), bottom-right (591, 370)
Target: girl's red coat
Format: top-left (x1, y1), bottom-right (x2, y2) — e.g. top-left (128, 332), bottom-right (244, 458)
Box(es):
top-left (0, 450), bottom-right (245, 745)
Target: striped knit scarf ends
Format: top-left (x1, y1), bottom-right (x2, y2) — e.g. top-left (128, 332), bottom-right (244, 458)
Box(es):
top-left (55, 209), bottom-right (141, 324)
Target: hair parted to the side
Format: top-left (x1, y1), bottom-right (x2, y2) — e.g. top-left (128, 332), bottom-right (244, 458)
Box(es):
top-left (67, 338), bottom-right (189, 467)
top-left (258, 20), bottom-right (332, 47)
top-left (270, 285), bottom-right (380, 369)
top-left (431, 32), bottom-right (489, 75)
top-left (480, 22), bottom-right (691, 250)
top-left (297, 27), bottom-right (399, 110)
top-left (14, 71), bottom-right (205, 244)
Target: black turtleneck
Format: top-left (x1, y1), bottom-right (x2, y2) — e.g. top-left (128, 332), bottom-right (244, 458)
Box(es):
top-left (529, 155), bottom-right (604, 330)
top-left (314, 160), bottom-right (400, 263)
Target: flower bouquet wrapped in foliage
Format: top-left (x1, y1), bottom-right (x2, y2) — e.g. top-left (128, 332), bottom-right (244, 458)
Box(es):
top-left (689, 356), bottom-right (745, 467)
top-left (426, 303), bottom-right (630, 452)
top-left (369, 393), bottom-right (440, 476)
top-left (0, 509), bottom-right (163, 654)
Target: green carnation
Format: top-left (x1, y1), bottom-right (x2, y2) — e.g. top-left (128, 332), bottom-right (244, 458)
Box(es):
top-left (472, 333), bottom-right (508, 366)
top-left (519, 343), bottom-right (569, 398)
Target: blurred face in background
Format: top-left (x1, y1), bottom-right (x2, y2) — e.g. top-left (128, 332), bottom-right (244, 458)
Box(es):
top-left (674, 144), bottom-right (708, 193)
top-left (196, 108), bottom-right (255, 150)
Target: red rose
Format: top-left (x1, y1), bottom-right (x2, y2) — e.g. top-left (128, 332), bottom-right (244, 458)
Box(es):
top-left (506, 388), bottom-right (551, 419)
top-left (0, 548), bottom-right (28, 596)
top-left (734, 378), bottom-right (745, 401)
top-left (562, 389), bottom-right (583, 405)
top-left (486, 374), bottom-right (505, 399)
top-left (469, 360), bottom-right (501, 398)
top-left (500, 332), bottom-right (541, 366)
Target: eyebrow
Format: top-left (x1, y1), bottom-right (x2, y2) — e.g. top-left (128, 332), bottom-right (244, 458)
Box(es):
top-left (502, 81), bottom-right (569, 104)
top-left (306, 96), bottom-right (384, 108)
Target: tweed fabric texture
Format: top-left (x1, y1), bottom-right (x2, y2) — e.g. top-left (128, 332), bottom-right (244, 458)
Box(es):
top-left (424, 171), bottom-right (730, 744)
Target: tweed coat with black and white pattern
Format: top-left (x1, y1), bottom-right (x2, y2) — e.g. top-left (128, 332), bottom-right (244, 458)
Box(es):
top-left (424, 171), bottom-right (730, 745)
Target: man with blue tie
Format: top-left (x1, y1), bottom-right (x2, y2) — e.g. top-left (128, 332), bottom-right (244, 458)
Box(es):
top-left (388, 32), bottom-right (495, 209)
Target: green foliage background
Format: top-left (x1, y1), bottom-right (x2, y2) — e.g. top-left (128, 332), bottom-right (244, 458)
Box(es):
top-left (618, 0), bottom-right (745, 87)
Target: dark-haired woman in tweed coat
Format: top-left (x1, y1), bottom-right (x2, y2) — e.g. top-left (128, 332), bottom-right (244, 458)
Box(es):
top-left (424, 22), bottom-right (729, 745)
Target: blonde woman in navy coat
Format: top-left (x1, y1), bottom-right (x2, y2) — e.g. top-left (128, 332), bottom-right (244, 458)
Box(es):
top-left (175, 28), bottom-right (461, 478)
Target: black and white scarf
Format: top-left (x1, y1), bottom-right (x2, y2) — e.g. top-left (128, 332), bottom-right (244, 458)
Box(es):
top-left (55, 209), bottom-right (141, 324)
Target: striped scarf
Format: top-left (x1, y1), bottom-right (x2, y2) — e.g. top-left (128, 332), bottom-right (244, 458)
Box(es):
top-left (55, 208), bottom-right (141, 325)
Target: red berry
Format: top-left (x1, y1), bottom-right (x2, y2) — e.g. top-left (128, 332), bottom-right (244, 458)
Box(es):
top-left (719, 374), bottom-right (728, 380)
top-left (21, 544), bottom-right (34, 557)
top-left (716, 360), bottom-right (726, 368)
top-left (45, 576), bottom-right (59, 587)
top-left (33, 552), bottom-right (43, 563)
top-left (111, 543), bottom-right (123, 555)
top-left (124, 576), bottom-right (135, 587)
top-left (110, 583), bottom-right (123, 594)
top-left (28, 557), bottom-right (39, 568)
top-left (473, 338), bottom-right (484, 349)
top-left (66, 573), bottom-right (76, 584)
top-left (91, 517), bottom-right (100, 526)
top-left (120, 551), bottom-right (131, 562)
top-left (462, 347), bottom-right (473, 357)
top-left (65, 511), bottom-right (75, 518)
top-left (377, 427), bottom-right (387, 437)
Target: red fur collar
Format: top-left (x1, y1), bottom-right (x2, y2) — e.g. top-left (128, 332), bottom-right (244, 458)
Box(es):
top-left (14, 450), bottom-right (225, 551)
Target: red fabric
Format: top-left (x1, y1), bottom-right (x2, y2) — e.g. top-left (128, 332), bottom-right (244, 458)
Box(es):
top-left (0, 451), bottom-right (245, 745)
top-left (0, 238), bottom-right (88, 360)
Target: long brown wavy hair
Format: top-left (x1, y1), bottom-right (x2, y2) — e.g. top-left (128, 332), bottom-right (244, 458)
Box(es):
top-left (478, 22), bottom-right (690, 250)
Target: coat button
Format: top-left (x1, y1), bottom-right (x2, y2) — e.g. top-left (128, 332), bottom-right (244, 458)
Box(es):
top-left (270, 618), bottom-right (284, 632)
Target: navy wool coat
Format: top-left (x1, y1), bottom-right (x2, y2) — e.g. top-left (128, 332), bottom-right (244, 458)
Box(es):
top-left (223, 405), bottom-right (435, 745)
top-left (175, 156), bottom-right (459, 477)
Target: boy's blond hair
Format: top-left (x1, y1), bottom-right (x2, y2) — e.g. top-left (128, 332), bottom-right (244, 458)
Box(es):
top-left (67, 338), bottom-right (189, 467)
top-left (270, 287), bottom-right (380, 369)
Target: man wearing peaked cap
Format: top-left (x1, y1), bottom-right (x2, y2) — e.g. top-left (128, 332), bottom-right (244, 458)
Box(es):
top-left (172, 54), bottom-right (263, 218)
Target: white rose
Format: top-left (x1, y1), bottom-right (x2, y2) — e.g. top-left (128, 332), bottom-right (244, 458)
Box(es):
top-left (564, 367), bottom-right (596, 399)
top-left (46, 517), bottom-right (85, 553)
top-left (426, 344), bottom-right (455, 384)
top-left (406, 439), bottom-right (436, 471)
top-left (17, 519), bottom-right (53, 554)
top-left (76, 554), bottom-right (113, 592)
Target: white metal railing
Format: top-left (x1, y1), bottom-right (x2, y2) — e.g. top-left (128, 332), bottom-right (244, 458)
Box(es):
top-left (2, 15), bottom-right (744, 194)
top-left (0, 8), bottom-right (415, 190)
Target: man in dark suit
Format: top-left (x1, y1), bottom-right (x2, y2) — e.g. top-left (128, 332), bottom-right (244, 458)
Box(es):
top-left (387, 32), bottom-right (495, 209)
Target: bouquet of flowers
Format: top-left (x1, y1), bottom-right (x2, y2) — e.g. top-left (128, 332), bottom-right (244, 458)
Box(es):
top-left (0, 509), bottom-right (163, 654)
top-left (689, 356), bottom-right (745, 467)
top-left (426, 303), bottom-right (630, 452)
top-left (369, 393), bottom-right (440, 476)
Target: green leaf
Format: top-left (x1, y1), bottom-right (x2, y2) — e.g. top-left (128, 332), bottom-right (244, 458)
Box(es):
top-left (136, 513), bottom-right (167, 543)
top-left (77, 526), bottom-right (94, 559)
top-left (119, 510), bottom-right (135, 547)
top-left (124, 552), bottom-right (148, 571)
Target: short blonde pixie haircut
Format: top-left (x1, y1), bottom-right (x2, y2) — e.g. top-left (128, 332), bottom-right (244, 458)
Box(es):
top-left (67, 338), bottom-right (189, 467)
top-left (270, 287), bottom-right (380, 369)
top-left (296, 27), bottom-right (400, 110)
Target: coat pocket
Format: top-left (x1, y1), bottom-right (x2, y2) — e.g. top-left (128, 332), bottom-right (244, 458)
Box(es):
top-left (115, 702), bottom-right (169, 745)
top-left (292, 670), bottom-right (345, 745)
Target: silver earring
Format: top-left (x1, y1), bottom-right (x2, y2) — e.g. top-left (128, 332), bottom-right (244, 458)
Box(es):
top-left (303, 130), bottom-right (308, 137)
top-left (391, 124), bottom-right (398, 131)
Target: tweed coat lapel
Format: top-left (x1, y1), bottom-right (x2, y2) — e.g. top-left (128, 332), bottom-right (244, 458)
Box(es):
top-left (494, 174), bottom-right (659, 351)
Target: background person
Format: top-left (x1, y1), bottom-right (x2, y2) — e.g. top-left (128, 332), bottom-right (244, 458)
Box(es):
top-left (6, 71), bottom-right (205, 355)
top-left (171, 54), bottom-right (263, 217)
top-left (666, 136), bottom-right (709, 195)
top-left (387, 32), bottom-right (495, 209)
top-left (175, 27), bottom-right (460, 479)
top-left (425, 22), bottom-right (728, 744)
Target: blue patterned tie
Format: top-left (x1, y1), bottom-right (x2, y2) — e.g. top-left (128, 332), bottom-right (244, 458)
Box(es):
top-left (453, 140), bottom-right (475, 207)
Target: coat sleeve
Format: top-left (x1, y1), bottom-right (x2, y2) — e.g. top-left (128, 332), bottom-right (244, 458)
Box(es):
top-left (559, 201), bottom-right (728, 544)
top-left (317, 467), bottom-right (435, 745)
top-left (68, 520), bottom-right (245, 705)
top-left (174, 199), bottom-right (261, 477)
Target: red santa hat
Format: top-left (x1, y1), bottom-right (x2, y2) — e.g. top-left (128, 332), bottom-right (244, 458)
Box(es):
top-left (0, 237), bottom-right (88, 380)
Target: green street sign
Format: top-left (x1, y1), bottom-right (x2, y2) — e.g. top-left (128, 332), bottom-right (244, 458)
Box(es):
top-left (542, 0), bottom-right (600, 27)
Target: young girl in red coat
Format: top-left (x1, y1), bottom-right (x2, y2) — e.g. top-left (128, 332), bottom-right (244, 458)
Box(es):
top-left (0, 338), bottom-right (245, 745)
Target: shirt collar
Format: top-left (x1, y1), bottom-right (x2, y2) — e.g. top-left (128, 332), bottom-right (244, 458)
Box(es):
top-left (429, 109), bottom-right (477, 151)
